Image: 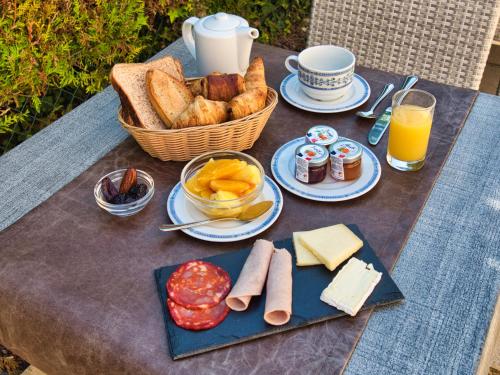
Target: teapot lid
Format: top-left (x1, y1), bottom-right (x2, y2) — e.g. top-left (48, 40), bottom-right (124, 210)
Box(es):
top-left (203, 12), bottom-right (247, 31)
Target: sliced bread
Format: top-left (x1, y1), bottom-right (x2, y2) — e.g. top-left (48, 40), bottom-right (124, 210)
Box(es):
top-left (110, 55), bottom-right (184, 130)
top-left (146, 69), bottom-right (193, 127)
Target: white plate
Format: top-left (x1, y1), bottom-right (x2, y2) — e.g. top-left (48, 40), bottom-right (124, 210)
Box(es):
top-left (271, 137), bottom-right (381, 202)
top-left (167, 176), bottom-right (283, 242)
top-left (280, 73), bottom-right (371, 113)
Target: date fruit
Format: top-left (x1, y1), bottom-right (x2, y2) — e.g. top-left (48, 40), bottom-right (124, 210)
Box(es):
top-left (101, 177), bottom-right (119, 203)
top-left (119, 168), bottom-right (137, 194)
top-left (102, 167), bottom-right (149, 205)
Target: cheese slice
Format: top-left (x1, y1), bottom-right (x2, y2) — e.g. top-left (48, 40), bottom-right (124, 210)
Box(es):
top-left (293, 231), bottom-right (322, 266)
top-left (298, 224), bottom-right (363, 271)
top-left (320, 257), bottom-right (382, 316)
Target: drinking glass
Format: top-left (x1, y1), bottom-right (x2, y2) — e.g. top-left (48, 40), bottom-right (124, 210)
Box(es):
top-left (386, 89), bottom-right (436, 171)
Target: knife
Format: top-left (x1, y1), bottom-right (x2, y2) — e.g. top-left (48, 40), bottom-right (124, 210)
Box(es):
top-left (367, 75), bottom-right (419, 146)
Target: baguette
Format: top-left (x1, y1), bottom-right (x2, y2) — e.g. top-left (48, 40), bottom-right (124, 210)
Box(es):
top-left (110, 55), bottom-right (184, 130)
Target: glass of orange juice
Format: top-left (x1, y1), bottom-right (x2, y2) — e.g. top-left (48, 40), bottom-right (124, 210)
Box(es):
top-left (387, 89), bottom-right (436, 171)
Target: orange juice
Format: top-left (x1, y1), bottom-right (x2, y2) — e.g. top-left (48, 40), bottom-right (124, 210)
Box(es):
top-left (388, 104), bottom-right (433, 161)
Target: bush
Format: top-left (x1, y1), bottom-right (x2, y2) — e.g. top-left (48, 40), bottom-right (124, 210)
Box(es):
top-left (0, 0), bottom-right (311, 153)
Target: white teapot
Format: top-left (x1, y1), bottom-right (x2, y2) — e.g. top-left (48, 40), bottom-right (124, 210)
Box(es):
top-left (182, 12), bottom-right (259, 76)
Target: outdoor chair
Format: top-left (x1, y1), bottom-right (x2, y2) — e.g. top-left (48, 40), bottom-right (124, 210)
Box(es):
top-left (308, 0), bottom-right (500, 89)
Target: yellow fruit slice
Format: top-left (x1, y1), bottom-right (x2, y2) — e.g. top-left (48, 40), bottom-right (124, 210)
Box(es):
top-left (199, 189), bottom-right (213, 199)
top-left (210, 179), bottom-right (251, 194)
top-left (210, 190), bottom-right (239, 201)
top-left (229, 164), bottom-right (262, 185)
top-left (240, 185), bottom-right (256, 196)
top-left (185, 175), bottom-right (204, 194)
top-left (196, 159), bottom-right (246, 187)
top-left (212, 160), bottom-right (247, 180)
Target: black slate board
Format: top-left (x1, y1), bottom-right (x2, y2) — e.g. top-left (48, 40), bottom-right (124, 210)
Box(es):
top-left (154, 225), bottom-right (404, 360)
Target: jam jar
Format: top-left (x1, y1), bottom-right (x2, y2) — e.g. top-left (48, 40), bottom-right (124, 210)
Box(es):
top-left (295, 144), bottom-right (329, 184)
top-left (328, 139), bottom-right (363, 181)
top-left (305, 125), bottom-right (339, 148)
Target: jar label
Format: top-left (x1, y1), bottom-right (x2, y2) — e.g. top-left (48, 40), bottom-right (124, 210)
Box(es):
top-left (295, 154), bottom-right (309, 182)
top-left (331, 154), bottom-right (345, 180)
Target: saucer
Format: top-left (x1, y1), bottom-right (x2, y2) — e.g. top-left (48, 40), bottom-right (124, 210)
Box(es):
top-left (271, 137), bottom-right (381, 202)
top-left (280, 74), bottom-right (370, 113)
top-left (167, 176), bottom-right (283, 242)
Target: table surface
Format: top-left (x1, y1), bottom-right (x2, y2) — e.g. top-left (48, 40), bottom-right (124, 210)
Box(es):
top-left (0, 40), bottom-right (498, 375)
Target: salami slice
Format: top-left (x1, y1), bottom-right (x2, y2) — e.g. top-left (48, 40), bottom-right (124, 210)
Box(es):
top-left (166, 260), bottom-right (231, 309)
top-left (167, 298), bottom-right (230, 330)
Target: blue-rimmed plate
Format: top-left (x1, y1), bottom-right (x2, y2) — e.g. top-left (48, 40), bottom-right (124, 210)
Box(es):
top-left (271, 137), bottom-right (381, 202)
top-left (280, 74), bottom-right (370, 113)
top-left (167, 176), bottom-right (283, 242)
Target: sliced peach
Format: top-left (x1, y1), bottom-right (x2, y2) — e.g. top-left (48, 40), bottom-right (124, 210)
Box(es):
top-left (196, 159), bottom-right (245, 187)
top-left (210, 190), bottom-right (239, 201)
top-left (210, 179), bottom-right (251, 194)
top-left (211, 160), bottom-right (247, 180)
top-left (229, 164), bottom-right (261, 185)
top-left (199, 189), bottom-right (213, 199)
top-left (240, 184), bottom-right (256, 196)
top-left (185, 175), bottom-right (204, 194)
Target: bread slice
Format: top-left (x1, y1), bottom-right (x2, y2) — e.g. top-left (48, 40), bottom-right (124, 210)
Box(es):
top-left (146, 69), bottom-right (193, 127)
top-left (110, 55), bottom-right (184, 130)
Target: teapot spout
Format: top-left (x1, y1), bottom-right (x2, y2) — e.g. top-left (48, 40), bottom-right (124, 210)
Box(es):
top-left (236, 26), bottom-right (259, 74)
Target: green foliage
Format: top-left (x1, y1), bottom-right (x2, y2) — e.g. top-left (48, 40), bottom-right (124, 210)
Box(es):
top-left (0, 0), bottom-right (151, 151)
top-left (201, 0), bottom-right (311, 47)
top-left (0, 0), bottom-right (311, 153)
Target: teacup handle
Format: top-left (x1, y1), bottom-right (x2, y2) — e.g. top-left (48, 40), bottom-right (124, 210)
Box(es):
top-left (285, 55), bottom-right (299, 75)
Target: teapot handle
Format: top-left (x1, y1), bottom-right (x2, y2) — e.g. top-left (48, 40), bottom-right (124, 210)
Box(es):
top-left (182, 17), bottom-right (198, 59)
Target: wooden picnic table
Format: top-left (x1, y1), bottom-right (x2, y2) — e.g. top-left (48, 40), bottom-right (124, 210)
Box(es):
top-left (0, 40), bottom-right (498, 375)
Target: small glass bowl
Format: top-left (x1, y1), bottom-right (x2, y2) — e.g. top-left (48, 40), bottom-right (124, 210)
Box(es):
top-left (94, 169), bottom-right (154, 217)
top-left (181, 151), bottom-right (265, 218)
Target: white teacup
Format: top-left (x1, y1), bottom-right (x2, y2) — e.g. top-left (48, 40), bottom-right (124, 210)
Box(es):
top-left (285, 45), bottom-right (355, 101)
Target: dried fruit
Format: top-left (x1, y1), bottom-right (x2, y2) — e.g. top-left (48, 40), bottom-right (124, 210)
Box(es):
top-left (135, 184), bottom-right (148, 199)
top-left (101, 177), bottom-right (118, 203)
top-left (119, 168), bottom-right (137, 194)
top-left (124, 195), bottom-right (136, 204)
top-left (111, 193), bottom-right (127, 204)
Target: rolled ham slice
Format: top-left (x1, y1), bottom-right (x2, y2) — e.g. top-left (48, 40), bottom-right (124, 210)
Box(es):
top-left (226, 239), bottom-right (274, 311)
top-left (264, 248), bottom-right (292, 326)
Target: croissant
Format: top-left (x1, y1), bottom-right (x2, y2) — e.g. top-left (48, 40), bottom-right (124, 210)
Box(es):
top-left (229, 88), bottom-right (267, 120)
top-left (187, 74), bottom-right (245, 102)
top-left (173, 95), bottom-right (229, 129)
top-left (245, 57), bottom-right (267, 92)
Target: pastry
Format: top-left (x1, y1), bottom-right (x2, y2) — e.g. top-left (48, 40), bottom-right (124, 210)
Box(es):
top-left (173, 96), bottom-right (229, 129)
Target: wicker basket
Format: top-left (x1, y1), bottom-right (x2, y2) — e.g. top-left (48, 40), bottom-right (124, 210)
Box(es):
top-left (118, 86), bottom-right (278, 161)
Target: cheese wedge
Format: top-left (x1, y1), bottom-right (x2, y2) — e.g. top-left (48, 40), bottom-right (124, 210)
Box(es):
top-left (293, 232), bottom-right (322, 266)
top-left (320, 257), bottom-right (382, 316)
top-left (298, 224), bottom-right (363, 271)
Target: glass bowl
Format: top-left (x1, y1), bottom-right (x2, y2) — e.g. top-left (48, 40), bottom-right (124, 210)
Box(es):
top-left (94, 169), bottom-right (154, 217)
top-left (180, 151), bottom-right (265, 218)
